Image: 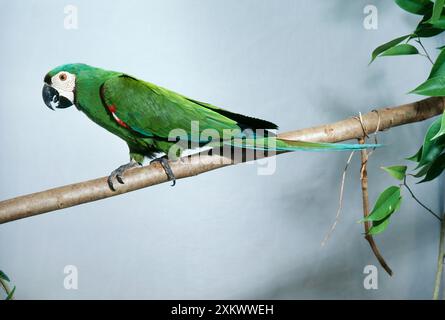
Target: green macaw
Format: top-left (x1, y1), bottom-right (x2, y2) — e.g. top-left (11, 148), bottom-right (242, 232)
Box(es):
top-left (42, 63), bottom-right (378, 189)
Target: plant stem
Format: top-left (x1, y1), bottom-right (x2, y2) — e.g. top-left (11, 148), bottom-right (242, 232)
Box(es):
top-left (358, 137), bottom-right (393, 276)
top-left (416, 37), bottom-right (434, 65)
top-left (321, 151), bottom-right (355, 246)
top-left (433, 213), bottom-right (445, 300)
top-left (403, 177), bottom-right (442, 221)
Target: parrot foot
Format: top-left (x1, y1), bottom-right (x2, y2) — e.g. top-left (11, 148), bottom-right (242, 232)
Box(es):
top-left (150, 156), bottom-right (176, 186)
top-left (107, 160), bottom-right (141, 191)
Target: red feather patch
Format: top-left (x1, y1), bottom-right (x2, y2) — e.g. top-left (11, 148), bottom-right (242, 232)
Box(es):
top-left (107, 104), bottom-right (117, 113)
top-left (107, 105), bottom-right (129, 128)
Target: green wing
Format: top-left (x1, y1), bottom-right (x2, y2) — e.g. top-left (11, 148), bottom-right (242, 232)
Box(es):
top-left (100, 75), bottom-right (275, 141)
top-left (100, 75), bottom-right (380, 151)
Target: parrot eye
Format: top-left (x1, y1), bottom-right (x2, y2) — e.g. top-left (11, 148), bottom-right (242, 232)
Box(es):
top-left (59, 73), bottom-right (67, 81)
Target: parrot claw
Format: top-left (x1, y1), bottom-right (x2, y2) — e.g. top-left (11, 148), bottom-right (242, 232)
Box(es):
top-left (150, 156), bottom-right (176, 186)
top-left (107, 160), bottom-right (141, 191)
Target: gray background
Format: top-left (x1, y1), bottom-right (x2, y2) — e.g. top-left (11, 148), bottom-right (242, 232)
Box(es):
top-left (0, 0), bottom-right (444, 299)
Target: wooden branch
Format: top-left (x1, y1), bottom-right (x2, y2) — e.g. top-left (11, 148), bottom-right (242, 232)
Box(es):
top-left (277, 96), bottom-right (444, 142)
top-left (0, 96), bottom-right (444, 224)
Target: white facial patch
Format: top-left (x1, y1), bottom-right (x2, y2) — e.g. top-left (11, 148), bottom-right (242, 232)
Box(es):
top-left (51, 71), bottom-right (76, 103)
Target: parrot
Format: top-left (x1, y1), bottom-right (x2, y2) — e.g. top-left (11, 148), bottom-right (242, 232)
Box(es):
top-left (42, 63), bottom-right (379, 190)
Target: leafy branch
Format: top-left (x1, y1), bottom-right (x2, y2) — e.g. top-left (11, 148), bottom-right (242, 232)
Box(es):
top-left (369, 0), bottom-right (445, 299)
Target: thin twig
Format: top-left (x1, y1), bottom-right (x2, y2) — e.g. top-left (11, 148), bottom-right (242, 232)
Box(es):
top-left (403, 177), bottom-right (442, 221)
top-left (321, 151), bottom-right (355, 246)
top-left (433, 213), bottom-right (445, 300)
top-left (359, 137), bottom-right (393, 276)
top-left (416, 37), bottom-right (434, 65)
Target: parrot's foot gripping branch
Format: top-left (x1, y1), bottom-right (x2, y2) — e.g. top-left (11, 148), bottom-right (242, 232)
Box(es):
top-left (107, 160), bottom-right (141, 191)
top-left (150, 156), bottom-right (176, 187)
top-left (107, 156), bottom-right (176, 191)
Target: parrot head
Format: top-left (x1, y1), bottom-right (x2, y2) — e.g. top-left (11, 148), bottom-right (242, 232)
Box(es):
top-left (42, 63), bottom-right (91, 110)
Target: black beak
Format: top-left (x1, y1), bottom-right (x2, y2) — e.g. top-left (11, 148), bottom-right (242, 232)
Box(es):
top-left (42, 84), bottom-right (73, 110)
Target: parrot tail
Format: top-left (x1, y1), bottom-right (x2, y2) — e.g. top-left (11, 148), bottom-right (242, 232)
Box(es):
top-left (224, 137), bottom-right (381, 151)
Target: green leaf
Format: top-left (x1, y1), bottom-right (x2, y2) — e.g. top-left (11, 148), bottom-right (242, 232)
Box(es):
top-left (0, 270), bottom-right (10, 282)
top-left (413, 11), bottom-right (445, 37)
top-left (368, 197), bottom-right (402, 235)
top-left (431, 111), bottom-right (445, 139)
top-left (414, 22), bottom-right (445, 37)
top-left (6, 286), bottom-right (15, 300)
top-left (426, 0), bottom-right (445, 23)
top-left (411, 75), bottom-right (445, 96)
top-left (395, 0), bottom-right (434, 15)
top-left (379, 44), bottom-right (419, 57)
top-left (419, 152), bottom-right (445, 181)
top-left (431, 15), bottom-right (445, 28)
top-left (370, 35), bottom-right (411, 63)
top-left (428, 48), bottom-right (445, 79)
top-left (368, 216), bottom-right (391, 235)
top-left (393, 196), bottom-right (403, 212)
top-left (363, 186), bottom-right (402, 222)
top-left (413, 162), bottom-right (432, 177)
top-left (406, 145), bottom-right (423, 162)
top-left (382, 165), bottom-right (408, 180)
top-left (416, 117), bottom-right (445, 166)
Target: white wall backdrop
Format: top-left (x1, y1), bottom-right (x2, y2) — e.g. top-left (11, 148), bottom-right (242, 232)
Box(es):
top-left (0, 0), bottom-right (443, 299)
